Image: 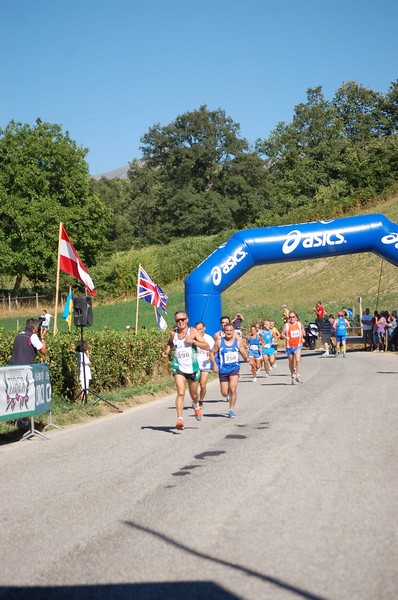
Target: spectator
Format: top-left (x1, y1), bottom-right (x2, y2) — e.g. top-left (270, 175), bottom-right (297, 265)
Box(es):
top-left (320, 316), bottom-right (332, 355)
top-left (10, 318), bottom-right (47, 429)
top-left (361, 308), bottom-right (373, 351)
top-left (329, 314), bottom-right (337, 355)
top-left (40, 309), bottom-right (53, 337)
top-left (334, 312), bottom-right (350, 357)
top-left (373, 311), bottom-right (387, 352)
top-left (388, 310), bottom-right (398, 351)
top-left (314, 301), bottom-right (325, 333)
top-left (232, 313), bottom-right (244, 337)
top-left (76, 340), bottom-right (92, 402)
top-left (281, 304), bottom-right (290, 324)
top-left (10, 318), bottom-right (47, 366)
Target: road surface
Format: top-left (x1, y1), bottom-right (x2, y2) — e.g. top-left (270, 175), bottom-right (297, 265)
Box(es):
top-left (1, 349), bottom-right (397, 599)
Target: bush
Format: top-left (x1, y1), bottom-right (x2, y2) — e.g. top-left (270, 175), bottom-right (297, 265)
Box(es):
top-left (0, 328), bottom-right (170, 401)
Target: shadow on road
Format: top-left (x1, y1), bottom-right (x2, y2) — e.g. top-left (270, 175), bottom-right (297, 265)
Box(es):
top-left (121, 521), bottom-right (327, 600)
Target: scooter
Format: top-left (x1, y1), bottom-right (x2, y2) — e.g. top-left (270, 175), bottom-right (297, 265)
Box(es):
top-left (304, 322), bottom-right (319, 350)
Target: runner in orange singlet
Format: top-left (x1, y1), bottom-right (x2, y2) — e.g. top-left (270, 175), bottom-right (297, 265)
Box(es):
top-left (281, 311), bottom-right (306, 385)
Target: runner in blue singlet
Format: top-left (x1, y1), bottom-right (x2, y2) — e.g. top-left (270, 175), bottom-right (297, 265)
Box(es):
top-left (210, 324), bottom-right (248, 418)
top-left (247, 324), bottom-right (262, 382)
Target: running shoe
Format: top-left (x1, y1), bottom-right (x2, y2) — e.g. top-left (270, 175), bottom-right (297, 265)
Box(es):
top-left (295, 374), bottom-right (303, 384)
top-left (291, 376), bottom-right (297, 385)
top-left (192, 403), bottom-right (202, 421)
top-left (228, 409), bottom-right (236, 418)
top-left (176, 417), bottom-right (184, 430)
top-left (199, 400), bottom-right (203, 407)
top-left (253, 377), bottom-right (257, 383)
top-left (226, 393), bottom-right (230, 402)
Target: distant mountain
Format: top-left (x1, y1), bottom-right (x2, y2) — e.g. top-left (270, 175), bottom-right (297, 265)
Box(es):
top-left (91, 165), bottom-right (129, 180)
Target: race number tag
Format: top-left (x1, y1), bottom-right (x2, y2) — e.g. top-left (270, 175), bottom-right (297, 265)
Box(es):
top-left (291, 330), bottom-right (300, 338)
top-left (224, 351), bottom-right (238, 364)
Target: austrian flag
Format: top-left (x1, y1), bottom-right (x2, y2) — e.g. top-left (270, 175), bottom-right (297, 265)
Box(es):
top-left (59, 224), bottom-right (96, 296)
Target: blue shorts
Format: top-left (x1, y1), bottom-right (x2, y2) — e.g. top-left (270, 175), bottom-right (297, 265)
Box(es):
top-left (261, 348), bottom-right (275, 356)
top-left (286, 346), bottom-right (302, 355)
top-left (336, 334), bottom-right (346, 342)
top-left (248, 350), bottom-right (261, 359)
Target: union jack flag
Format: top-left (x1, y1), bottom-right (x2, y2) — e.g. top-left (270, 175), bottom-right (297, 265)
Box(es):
top-left (138, 266), bottom-right (168, 313)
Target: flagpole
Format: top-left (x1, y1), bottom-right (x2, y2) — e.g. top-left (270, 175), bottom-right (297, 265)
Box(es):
top-left (135, 263), bottom-right (140, 334)
top-left (53, 222), bottom-right (63, 336)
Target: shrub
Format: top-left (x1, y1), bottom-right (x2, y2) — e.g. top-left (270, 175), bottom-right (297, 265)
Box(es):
top-left (0, 328), bottom-right (170, 401)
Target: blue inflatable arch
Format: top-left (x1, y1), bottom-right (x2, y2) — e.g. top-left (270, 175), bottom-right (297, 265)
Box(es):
top-left (185, 213), bottom-right (398, 335)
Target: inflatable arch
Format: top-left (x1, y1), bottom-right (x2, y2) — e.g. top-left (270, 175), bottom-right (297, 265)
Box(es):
top-left (185, 213), bottom-right (398, 335)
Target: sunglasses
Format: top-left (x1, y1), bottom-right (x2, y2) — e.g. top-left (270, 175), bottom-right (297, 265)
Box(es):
top-left (175, 317), bottom-right (187, 322)
top-left (288, 315), bottom-right (296, 319)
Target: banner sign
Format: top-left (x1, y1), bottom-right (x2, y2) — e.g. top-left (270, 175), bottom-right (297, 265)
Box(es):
top-left (33, 363), bottom-right (52, 416)
top-left (0, 364), bottom-right (51, 422)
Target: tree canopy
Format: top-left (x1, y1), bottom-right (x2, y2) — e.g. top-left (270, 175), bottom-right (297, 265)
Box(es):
top-left (0, 119), bottom-right (110, 294)
top-left (1, 78), bottom-right (397, 295)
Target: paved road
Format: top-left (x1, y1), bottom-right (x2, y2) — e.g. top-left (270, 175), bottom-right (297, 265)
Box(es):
top-left (1, 350), bottom-right (397, 600)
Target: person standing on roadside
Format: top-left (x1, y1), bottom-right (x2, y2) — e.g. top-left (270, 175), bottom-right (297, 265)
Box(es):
top-left (10, 318), bottom-right (47, 429)
top-left (320, 315), bottom-right (332, 355)
top-left (281, 304), bottom-right (290, 325)
top-left (334, 311), bottom-right (350, 357)
top-left (162, 311), bottom-right (209, 430)
top-left (361, 308), bottom-right (373, 351)
top-left (281, 311), bottom-right (306, 384)
top-left (194, 321), bottom-right (215, 408)
top-left (10, 318), bottom-right (47, 366)
top-left (232, 313), bottom-right (244, 337)
top-left (314, 301), bottom-right (325, 334)
top-left (374, 311), bottom-right (387, 352)
top-left (210, 323), bottom-right (248, 418)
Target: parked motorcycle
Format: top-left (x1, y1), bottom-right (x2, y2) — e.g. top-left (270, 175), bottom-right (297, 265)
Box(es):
top-left (304, 322), bottom-right (319, 350)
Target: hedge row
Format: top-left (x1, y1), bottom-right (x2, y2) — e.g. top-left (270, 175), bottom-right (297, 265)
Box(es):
top-left (0, 328), bottom-right (170, 400)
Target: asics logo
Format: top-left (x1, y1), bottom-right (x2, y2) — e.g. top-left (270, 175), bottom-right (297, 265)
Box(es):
top-left (282, 229), bottom-right (346, 255)
top-left (212, 248), bottom-right (248, 286)
top-left (381, 232), bottom-right (398, 249)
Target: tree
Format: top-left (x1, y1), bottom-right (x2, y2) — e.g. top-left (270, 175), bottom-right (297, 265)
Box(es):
top-left (90, 177), bottom-right (134, 252)
top-left (0, 119), bottom-right (110, 294)
top-left (127, 105), bottom-right (270, 243)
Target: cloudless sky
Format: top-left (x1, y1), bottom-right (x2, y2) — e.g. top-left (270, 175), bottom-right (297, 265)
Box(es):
top-left (1, 0), bottom-right (397, 175)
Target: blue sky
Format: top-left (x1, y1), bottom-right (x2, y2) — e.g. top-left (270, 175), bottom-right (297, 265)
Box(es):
top-left (2, 0), bottom-right (397, 175)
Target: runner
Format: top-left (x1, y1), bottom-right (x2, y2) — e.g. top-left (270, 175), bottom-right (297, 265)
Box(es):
top-left (259, 319), bottom-right (276, 376)
top-left (247, 324), bottom-right (262, 382)
top-left (270, 319), bottom-right (281, 368)
top-left (162, 310), bottom-right (209, 430)
top-left (281, 311), bottom-right (306, 384)
top-left (213, 315), bottom-right (240, 344)
top-left (210, 323), bottom-right (248, 418)
top-left (194, 321), bottom-right (215, 407)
